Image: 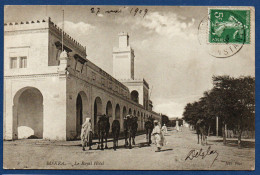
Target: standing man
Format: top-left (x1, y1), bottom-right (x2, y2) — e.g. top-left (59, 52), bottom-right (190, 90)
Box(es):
top-left (152, 120), bottom-right (166, 152)
top-left (81, 118), bottom-right (93, 151)
top-left (162, 124), bottom-right (168, 134)
top-left (176, 120), bottom-right (180, 132)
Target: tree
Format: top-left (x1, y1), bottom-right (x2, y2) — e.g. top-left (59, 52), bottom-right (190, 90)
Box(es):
top-left (183, 75), bottom-right (255, 147)
top-left (161, 114), bottom-right (170, 126)
top-left (212, 76), bottom-right (255, 147)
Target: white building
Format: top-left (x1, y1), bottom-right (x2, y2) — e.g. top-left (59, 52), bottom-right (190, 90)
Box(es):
top-left (4, 17), bottom-right (161, 141)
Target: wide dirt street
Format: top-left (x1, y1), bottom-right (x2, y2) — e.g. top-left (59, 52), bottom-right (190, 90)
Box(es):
top-left (3, 127), bottom-right (255, 170)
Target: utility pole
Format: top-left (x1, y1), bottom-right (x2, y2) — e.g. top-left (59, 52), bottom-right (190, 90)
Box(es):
top-left (216, 116), bottom-right (219, 137)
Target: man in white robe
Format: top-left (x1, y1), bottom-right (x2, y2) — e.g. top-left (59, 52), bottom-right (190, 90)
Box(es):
top-left (152, 120), bottom-right (167, 152)
top-left (81, 118), bottom-right (93, 151)
top-left (162, 124), bottom-right (168, 134)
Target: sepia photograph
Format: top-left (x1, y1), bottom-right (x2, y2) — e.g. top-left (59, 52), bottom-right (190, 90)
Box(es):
top-left (3, 5), bottom-right (255, 170)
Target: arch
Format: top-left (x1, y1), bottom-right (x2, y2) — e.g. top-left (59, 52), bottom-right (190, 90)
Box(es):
top-left (106, 101), bottom-right (113, 117)
top-left (141, 112), bottom-right (143, 130)
top-left (123, 106), bottom-right (127, 119)
top-left (106, 101), bottom-right (113, 130)
top-left (13, 87), bottom-right (43, 139)
top-left (129, 108), bottom-right (132, 115)
top-left (137, 111), bottom-right (140, 130)
top-left (115, 104), bottom-right (120, 120)
top-left (94, 97), bottom-right (102, 133)
top-left (130, 90), bottom-right (139, 103)
top-left (76, 91), bottom-right (88, 138)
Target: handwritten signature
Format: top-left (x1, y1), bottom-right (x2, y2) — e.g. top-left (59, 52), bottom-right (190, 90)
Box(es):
top-left (185, 146), bottom-right (219, 167)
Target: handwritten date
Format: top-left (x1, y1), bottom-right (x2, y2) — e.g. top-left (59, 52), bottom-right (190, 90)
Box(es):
top-left (90, 7), bottom-right (148, 18)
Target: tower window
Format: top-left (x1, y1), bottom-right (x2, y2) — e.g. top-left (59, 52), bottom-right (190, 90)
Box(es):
top-left (10, 57), bottom-right (17, 69)
top-left (20, 57), bottom-right (27, 68)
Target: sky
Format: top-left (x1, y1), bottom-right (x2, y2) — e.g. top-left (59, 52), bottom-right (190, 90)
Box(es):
top-left (4, 5), bottom-right (255, 118)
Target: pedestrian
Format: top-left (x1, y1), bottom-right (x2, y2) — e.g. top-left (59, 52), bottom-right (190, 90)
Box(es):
top-left (161, 124), bottom-right (168, 134)
top-left (158, 121), bottom-right (162, 128)
top-left (152, 120), bottom-right (167, 152)
top-left (81, 117), bottom-right (93, 151)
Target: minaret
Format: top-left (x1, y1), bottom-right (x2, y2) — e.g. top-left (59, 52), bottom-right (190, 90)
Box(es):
top-left (113, 32), bottom-right (135, 80)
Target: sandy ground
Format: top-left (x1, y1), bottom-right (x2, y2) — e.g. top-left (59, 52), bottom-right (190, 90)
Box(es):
top-left (3, 127), bottom-right (255, 170)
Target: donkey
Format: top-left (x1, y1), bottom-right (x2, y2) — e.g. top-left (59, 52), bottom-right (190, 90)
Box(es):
top-left (123, 115), bottom-right (138, 149)
top-left (112, 120), bottom-right (120, 151)
top-left (97, 114), bottom-right (110, 150)
top-left (145, 117), bottom-right (154, 146)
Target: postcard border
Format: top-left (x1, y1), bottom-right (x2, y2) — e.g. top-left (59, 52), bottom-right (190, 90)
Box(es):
top-left (0, 0), bottom-right (259, 175)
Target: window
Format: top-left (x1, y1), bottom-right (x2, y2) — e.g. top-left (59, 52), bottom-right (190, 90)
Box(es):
top-left (10, 57), bottom-right (17, 69)
top-left (75, 61), bottom-right (83, 72)
top-left (101, 78), bottom-right (106, 86)
top-left (20, 57), bottom-right (27, 68)
top-left (92, 72), bottom-right (96, 80)
top-left (109, 81), bottom-right (112, 89)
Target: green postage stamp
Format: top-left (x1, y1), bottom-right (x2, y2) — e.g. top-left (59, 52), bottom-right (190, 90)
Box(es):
top-left (209, 9), bottom-right (250, 44)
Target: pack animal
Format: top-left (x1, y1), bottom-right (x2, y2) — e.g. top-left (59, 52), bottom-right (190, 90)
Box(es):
top-left (112, 120), bottom-right (120, 151)
top-left (124, 115), bottom-right (138, 149)
top-left (196, 119), bottom-right (208, 145)
top-left (145, 117), bottom-right (154, 146)
top-left (97, 114), bottom-right (110, 150)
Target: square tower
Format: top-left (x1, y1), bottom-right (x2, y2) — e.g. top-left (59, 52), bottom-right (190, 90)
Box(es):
top-left (113, 32), bottom-right (134, 80)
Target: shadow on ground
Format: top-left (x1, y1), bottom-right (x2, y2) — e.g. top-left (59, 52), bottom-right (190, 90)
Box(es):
top-left (210, 139), bottom-right (255, 149)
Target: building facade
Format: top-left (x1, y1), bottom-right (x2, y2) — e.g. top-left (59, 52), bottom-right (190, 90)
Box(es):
top-left (4, 17), bottom-right (161, 141)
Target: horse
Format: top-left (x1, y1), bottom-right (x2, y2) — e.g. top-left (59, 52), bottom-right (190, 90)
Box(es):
top-left (196, 119), bottom-right (208, 145)
top-left (97, 114), bottom-right (110, 150)
top-left (123, 115), bottom-right (138, 149)
top-left (144, 117), bottom-right (154, 146)
top-left (112, 120), bottom-right (120, 151)
top-left (81, 118), bottom-right (93, 151)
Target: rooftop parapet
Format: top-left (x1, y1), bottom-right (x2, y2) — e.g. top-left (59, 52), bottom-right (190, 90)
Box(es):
top-left (4, 17), bottom-right (86, 57)
top-left (4, 17), bottom-right (49, 32)
top-left (119, 78), bottom-right (150, 89)
top-left (118, 31), bottom-right (128, 36)
top-left (113, 46), bottom-right (132, 53)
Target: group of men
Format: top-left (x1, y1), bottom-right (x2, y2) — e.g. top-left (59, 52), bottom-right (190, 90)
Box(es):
top-left (80, 117), bottom-right (169, 152)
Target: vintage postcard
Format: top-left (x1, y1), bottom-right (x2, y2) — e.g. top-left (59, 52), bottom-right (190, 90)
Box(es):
top-left (3, 5), bottom-right (255, 170)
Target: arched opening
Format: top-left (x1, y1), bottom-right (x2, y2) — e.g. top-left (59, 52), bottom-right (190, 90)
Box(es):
top-left (76, 94), bottom-right (83, 137)
top-left (106, 101), bottom-right (113, 130)
top-left (141, 112), bottom-right (143, 130)
top-left (13, 87), bottom-right (43, 139)
top-left (130, 90), bottom-right (139, 103)
top-left (94, 97), bottom-right (102, 134)
top-left (137, 111), bottom-right (140, 130)
top-left (123, 106), bottom-right (127, 119)
top-left (115, 104), bottom-right (120, 120)
top-left (122, 106), bottom-right (127, 131)
top-left (129, 108), bottom-right (132, 115)
top-left (76, 91), bottom-right (88, 138)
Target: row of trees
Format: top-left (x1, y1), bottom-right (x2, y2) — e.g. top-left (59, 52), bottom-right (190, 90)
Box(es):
top-left (183, 75), bottom-right (255, 147)
top-left (161, 115), bottom-right (184, 127)
top-left (161, 114), bottom-right (170, 126)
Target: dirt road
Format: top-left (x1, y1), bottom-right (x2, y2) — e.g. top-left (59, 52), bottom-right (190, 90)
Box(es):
top-left (3, 127), bottom-right (255, 170)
